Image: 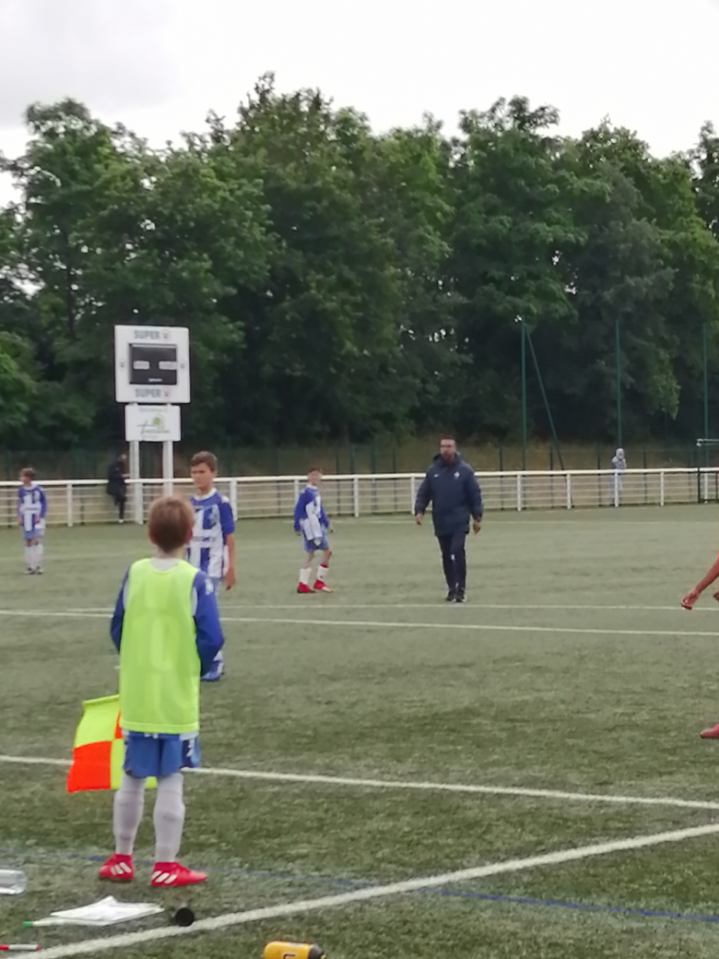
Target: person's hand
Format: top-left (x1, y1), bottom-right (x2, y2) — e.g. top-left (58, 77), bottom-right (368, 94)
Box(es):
top-left (681, 587), bottom-right (700, 610)
top-left (415, 513), bottom-right (424, 526)
top-left (224, 568), bottom-right (236, 591)
top-left (472, 518), bottom-right (482, 534)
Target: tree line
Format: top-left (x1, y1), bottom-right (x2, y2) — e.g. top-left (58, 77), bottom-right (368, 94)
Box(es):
top-left (2, 75), bottom-right (719, 450)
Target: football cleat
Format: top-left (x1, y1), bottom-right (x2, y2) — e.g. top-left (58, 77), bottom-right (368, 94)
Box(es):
top-left (454, 589), bottom-right (466, 604)
top-left (98, 853), bottom-right (134, 882)
top-left (296, 583), bottom-right (314, 594)
top-left (445, 589), bottom-right (456, 602)
top-left (150, 862), bottom-right (207, 888)
top-left (201, 662), bottom-right (224, 682)
top-left (313, 580), bottom-right (333, 592)
top-left (700, 723), bottom-right (719, 739)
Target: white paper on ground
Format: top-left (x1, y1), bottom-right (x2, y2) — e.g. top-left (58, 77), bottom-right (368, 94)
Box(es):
top-left (35, 895), bottom-right (163, 927)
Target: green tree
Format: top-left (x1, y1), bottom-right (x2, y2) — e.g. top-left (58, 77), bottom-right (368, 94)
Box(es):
top-left (3, 99), bottom-right (273, 444)
top-left (448, 97), bottom-right (580, 438)
top-left (372, 121), bottom-right (459, 430)
top-left (211, 76), bottom-right (410, 441)
top-left (0, 332), bottom-right (36, 442)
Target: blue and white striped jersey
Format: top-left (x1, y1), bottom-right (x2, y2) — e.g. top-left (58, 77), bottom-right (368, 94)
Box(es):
top-left (17, 484), bottom-right (47, 535)
top-left (293, 485), bottom-right (329, 544)
top-left (187, 489), bottom-right (235, 580)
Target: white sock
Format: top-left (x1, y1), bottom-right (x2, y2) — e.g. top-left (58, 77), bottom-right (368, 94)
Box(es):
top-left (114, 773), bottom-right (146, 855)
top-left (153, 773), bottom-right (185, 863)
top-left (24, 545), bottom-right (32, 569)
top-left (317, 563), bottom-right (329, 583)
top-left (35, 543), bottom-right (44, 569)
top-left (299, 567), bottom-right (311, 586)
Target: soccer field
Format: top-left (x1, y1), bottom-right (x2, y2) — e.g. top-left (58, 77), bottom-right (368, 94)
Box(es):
top-left (4, 507), bottom-right (719, 958)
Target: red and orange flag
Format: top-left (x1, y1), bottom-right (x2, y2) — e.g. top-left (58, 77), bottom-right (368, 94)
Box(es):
top-left (66, 695), bottom-right (124, 792)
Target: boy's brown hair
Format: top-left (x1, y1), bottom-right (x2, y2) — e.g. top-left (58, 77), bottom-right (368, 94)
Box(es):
top-left (190, 451), bottom-right (218, 472)
top-left (20, 467), bottom-right (35, 480)
top-left (148, 496), bottom-right (194, 553)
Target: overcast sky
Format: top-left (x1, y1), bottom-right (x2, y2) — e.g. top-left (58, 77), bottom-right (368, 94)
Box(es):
top-left (2, 0), bottom-right (719, 203)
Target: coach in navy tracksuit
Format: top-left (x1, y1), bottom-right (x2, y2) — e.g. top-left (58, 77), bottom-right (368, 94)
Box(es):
top-left (414, 436), bottom-right (483, 603)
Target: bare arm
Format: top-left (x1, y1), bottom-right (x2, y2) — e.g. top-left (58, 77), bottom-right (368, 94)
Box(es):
top-left (681, 553), bottom-right (719, 609)
top-left (224, 533), bottom-right (236, 590)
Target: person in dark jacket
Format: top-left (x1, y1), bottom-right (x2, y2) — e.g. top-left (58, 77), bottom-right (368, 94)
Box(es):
top-left (106, 453), bottom-right (129, 524)
top-left (414, 436), bottom-right (483, 603)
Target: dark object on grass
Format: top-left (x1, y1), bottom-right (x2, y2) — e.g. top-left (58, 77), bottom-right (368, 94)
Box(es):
top-left (172, 907), bottom-right (195, 927)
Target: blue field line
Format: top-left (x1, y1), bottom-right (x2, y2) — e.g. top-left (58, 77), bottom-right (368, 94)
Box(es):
top-left (3, 845), bottom-right (719, 929)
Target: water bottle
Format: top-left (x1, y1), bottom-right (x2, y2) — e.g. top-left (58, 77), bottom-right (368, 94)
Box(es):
top-left (0, 869), bottom-right (26, 894)
top-left (262, 943), bottom-right (325, 959)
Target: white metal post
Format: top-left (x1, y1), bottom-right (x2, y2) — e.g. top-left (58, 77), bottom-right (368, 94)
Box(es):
top-left (162, 439), bottom-right (174, 495)
top-left (565, 473), bottom-right (572, 510)
top-left (229, 478), bottom-right (238, 519)
top-left (516, 474), bottom-right (523, 512)
top-left (66, 482), bottom-right (74, 528)
top-left (410, 474), bottom-right (417, 514)
top-left (660, 470), bottom-right (665, 507)
top-left (613, 472), bottom-right (620, 508)
top-left (129, 438), bottom-right (142, 525)
top-left (353, 475), bottom-right (360, 518)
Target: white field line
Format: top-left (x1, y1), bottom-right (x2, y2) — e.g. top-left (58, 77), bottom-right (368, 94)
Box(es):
top-left (3, 753), bottom-right (719, 813)
top-left (220, 602), bottom-right (714, 613)
top-left (33, 822), bottom-right (719, 959)
top-left (61, 603), bottom-right (717, 615)
top-left (0, 607), bottom-right (716, 638)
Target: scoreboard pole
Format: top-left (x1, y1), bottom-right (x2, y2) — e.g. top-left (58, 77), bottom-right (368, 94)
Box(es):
top-left (162, 425), bottom-right (174, 495)
top-left (128, 414), bottom-right (143, 525)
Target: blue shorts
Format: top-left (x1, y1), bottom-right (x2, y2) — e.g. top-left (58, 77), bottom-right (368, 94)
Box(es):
top-left (22, 527), bottom-right (44, 543)
top-left (303, 534), bottom-right (329, 553)
top-left (123, 733), bottom-right (201, 779)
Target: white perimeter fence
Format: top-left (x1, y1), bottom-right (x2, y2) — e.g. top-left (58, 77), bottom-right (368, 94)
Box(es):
top-left (1, 469), bottom-right (718, 528)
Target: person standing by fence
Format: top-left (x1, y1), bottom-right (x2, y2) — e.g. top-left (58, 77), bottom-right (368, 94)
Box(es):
top-left (106, 454), bottom-right (129, 524)
top-left (611, 447), bottom-right (627, 505)
top-left (414, 436), bottom-right (483, 603)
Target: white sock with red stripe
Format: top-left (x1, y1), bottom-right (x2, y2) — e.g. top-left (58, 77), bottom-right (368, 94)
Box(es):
top-left (299, 567), bottom-right (311, 587)
top-left (316, 563), bottom-right (329, 583)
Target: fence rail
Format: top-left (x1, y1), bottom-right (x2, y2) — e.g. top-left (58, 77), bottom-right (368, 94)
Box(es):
top-left (1, 468), bottom-right (718, 528)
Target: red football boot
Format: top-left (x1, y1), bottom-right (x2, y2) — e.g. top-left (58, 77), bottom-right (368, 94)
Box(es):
top-left (313, 580), bottom-right (333, 593)
top-left (98, 853), bottom-right (134, 882)
top-left (150, 862), bottom-right (207, 888)
top-left (700, 723), bottom-right (719, 739)
top-left (296, 583), bottom-right (314, 594)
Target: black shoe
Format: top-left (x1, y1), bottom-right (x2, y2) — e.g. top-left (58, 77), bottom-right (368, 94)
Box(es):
top-left (445, 589), bottom-right (456, 602)
top-left (454, 589), bottom-right (466, 604)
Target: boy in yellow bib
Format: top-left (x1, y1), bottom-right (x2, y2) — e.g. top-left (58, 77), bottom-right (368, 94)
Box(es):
top-left (99, 496), bottom-right (224, 888)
